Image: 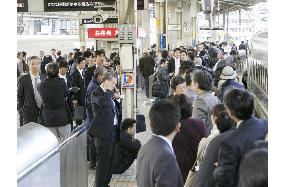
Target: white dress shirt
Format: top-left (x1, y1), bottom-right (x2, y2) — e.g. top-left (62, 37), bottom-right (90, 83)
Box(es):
top-left (154, 134), bottom-right (174, 153)
top-left (174, 57), bottom-right (181, 76)
top-left (77, 67), bottom-right (83, 78)
top-left (30, 73), bottom-right (41, 87)
top-left (237, 120), bottom-right (243, 128)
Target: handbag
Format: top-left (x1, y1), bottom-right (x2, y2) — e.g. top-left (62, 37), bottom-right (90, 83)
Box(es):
top-left (184, 157), bottom-right (199, 187)
top-left (73, 105), bottom-right (86, 121)
top-left (152, 73), bottom-right (168, 98)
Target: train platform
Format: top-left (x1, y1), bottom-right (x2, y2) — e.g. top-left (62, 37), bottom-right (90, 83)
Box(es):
top-left (88, 89), bottom-right (153, 187)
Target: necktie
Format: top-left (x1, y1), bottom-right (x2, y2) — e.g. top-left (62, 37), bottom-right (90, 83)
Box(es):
top-left (33, 77), bottom-right (42, 108)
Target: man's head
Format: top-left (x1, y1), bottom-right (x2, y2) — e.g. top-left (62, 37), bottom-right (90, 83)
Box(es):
top-left (95, 49), bottom-right (105, 67)
top-left (56, 50), bottom-right (61, 57)
top-left (173, 48), bottom-right (181, 59)
top-left (149, 99), bottom-right (181, 136)
top-left (94, 66), bottom-right (107, 83)
top-left (102, 71), bottom-right (117, 91)
top-left (180, 51), bottom-right (188, 61)
top-left (76, 56), bottom-right (86, 70)
top-left (28, 56), bottom-right (40, 75)
top-left (170, 94), bottom-right (193, 120)
top-left (143, 48), bottom-right (150, 55)
top-left (192, 70), bottom-right (213, 92)
top-left (170, 76), bottom-right (186, 95)
top-left (51, 49), bottom-right (56, 56)
top-left (161, 50), bottom-right (168, 59)
top-left (239, 149), bottom-right (268, 187)
top-left (46, 62), bottom-right (59, 78)
top-left (224, 89), bottom-right (254, 122)
top-left (194, 57), bottom-right (203, 66)
top-left (39, 51), bottom-right (44, 58)
top-left (58, 61), bottom-right (68, 76)
top-left (83, 50), bottom-right (94, 65)
top-left (17, 52), bottom-right (24, 59)
top-left (81, 45), bottom-right (86, 52)
top-left (217, 50), bottom-right (225, 60)
top-left (185, 71), bottom-right (193, 87)
top-left (121, 118), bottom-right (137, 136)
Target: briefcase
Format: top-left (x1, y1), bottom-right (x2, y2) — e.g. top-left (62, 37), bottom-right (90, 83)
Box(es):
top-left (73, 105), bottom-right (86, 121)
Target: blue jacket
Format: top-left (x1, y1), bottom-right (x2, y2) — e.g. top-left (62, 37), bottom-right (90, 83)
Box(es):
top-left (219, 79), bottom-right (245, 102)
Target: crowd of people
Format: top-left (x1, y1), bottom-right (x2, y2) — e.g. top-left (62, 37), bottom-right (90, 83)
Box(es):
top-left (137, 41), bottom-right (267, 187)
top-left (17, 39), bottom-right (267, 187)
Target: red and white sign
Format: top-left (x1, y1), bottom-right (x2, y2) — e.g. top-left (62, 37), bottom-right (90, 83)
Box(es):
top-left (88, 28), bottom-right (118, 38)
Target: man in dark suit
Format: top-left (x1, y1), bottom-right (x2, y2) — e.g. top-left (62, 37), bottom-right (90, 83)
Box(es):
top-left (136, 99), bottom-right (184, 187)
top-left (56, 50), bottom-right (66, 64)
top-left (85, 66), bottom-right (107, 170)
top-left (41, 49), bottom-right (57, 76)
top-left (167, 48), bottom-right (181, 77)
top-left (112, 118), bottom-right (141, 174)
top-left (83, 50), bottom-right (96, 90)
top-left (17, 56), bottom-right (43, 126)
top-left (213, 89), bottom-right (268, 187)
top-left (138, 48), bottom-right (155, 98)
top-left (38, 63), bottom-right (72, 139)
top-left (88, 71), bottom-right (119, 187)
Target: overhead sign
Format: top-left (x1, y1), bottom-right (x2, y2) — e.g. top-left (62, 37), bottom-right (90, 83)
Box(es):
top-left (17, 0), bottom-right (28, 12)
top-left (122, 73), bottom-right (134, 88)
top-left (82, 18), bottom-right (118, 24)
top-left (87, 28), bottom-right (118, 38)
top-left (160, 34), bottom-right (164, 49)
top-left (44, 0), bottom-right (116, 12)
top-left (168, 24), bottom-right (181, 31)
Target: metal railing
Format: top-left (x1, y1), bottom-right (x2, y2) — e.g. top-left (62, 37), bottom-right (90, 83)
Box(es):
top-left (18, 123), bottom-right (88, 187)
top-left (248, 61), bottom-right (268, 96)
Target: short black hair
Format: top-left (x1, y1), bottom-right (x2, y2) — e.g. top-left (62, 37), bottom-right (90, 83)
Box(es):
top-left (181, 50), bottom-right (188, 55)
top-left (192, 70), bottom-right (213, 91)
top-left (161, 50), bottom-right (168, 58)
top-left (76, 56), bottom-right (85, 64)
top-left (83, 50), bottom-right (93, 59)
top-left (95, 49), bottom-right (105, 56)
top-left (211, 51), bottom-right (218, 58)
top-left (58, 61), bottom-right (68, 69)
top-left (230, 50), bottom-right (237, 56)
top-left (170, 76), bottom-right (186, 90)
top-left (185, 72), bottom-right (192, 86)
top-left (170, 94), bottom-right (193, 120)
top-left (160, 58), bottom-right (167, 64)
top-left (51, 49), bottom-right (56, 51)
top-left (224, 89), bottom-right (254, 120)
top-left (215, 111), bottom-right (235, 133)
top-left (57, 50), bottom-right (61, 56)
top-left (211, 104), bottom-right (226, 117)
top-left (121, 118), bottom-right (136, 131)
top-left (46, 62), bottom-right (59, 78)
top-left (239, 149), bottom-right (268, 187)
top-left (173, 48), bottom-right (181, 53)
top-left (149, 99), bottom-right (181, 136)
top-left (73, 51), bottom-right (83, 61)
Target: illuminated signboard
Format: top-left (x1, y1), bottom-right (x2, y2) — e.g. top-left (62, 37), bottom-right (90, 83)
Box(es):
top-left (88, 28), bottom-right (118, 38)
top-left (17, 0), bottom-right (28, 12)
top-left (122, 73), bottom-right (134, 88)
top-left (44, 0), bottom-right (116, 12)
top-left (82, 18), bottom-right (118, 24)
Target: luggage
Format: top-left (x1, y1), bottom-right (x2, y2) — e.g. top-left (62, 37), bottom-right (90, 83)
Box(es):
top-left (152, 73), bottom-right (168, 98)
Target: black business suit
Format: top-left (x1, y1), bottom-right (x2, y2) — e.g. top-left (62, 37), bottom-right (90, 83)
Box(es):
top-left (70, 68), bottom-right (85, 106)
top-left (89, 86), bottom-right (119, 187)
top-left (17, 74), bottom-right (41, 125)
top-left (83, 65), bottom-right (96, 90)
top-left (38, 77), bottom-right (72, 127)
top-left (213, 116), bottom-right (268, 187)
top-left (167, 57), bottom-right (176, 74)
top-left (40, 56), bottom-right (54, 76)
top-left (56, 56), bottom-right (65, 64)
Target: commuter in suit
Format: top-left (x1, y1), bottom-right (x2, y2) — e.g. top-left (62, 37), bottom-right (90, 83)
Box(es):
top-left (17, 51), bottom-right (29, 75)
top-left (189, 104), bottom-right (236, 187)
top-left (112, 118), bottom-right (141, 174)
top-left (70, 56), bottom-right (86, 125)
top-left (41, 49), bottom-right (57, 76)
top-left (83, 50), bottom-right (96, 90)
top-left (191, 70), bottom-right (220, 135)
top-left (170, 94), bottom-right (206, 182)
top-left (170, 76), bottom-right (186, 96)
top-left (71, 56), bottom-right (86, 107)
top-left (58, 61), bottom-right (74, 115)
top-left (56, 50), bottom-right (66, 64)
top-left (88, 71), bottom-right (119, 187)
top-left (138, 48), bottom-right (155, 98)
top-left (70, 51), bottom-right (83, 74)
top-left (213, 89), bottom-right (268, 187)
top-left (38, 63), bottom-right (72, 139)
top-left (85, 66), bottom-right (107, 170)
top-left (167, 48), bottom-right (181, 77)
top-left (17, 56), bottom-right (42, 126)
top-left (136, 99), bottom-right (184, 187)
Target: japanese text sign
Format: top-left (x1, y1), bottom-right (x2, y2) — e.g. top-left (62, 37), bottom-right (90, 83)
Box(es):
top-left (88, 28), bottom-right (118, 38)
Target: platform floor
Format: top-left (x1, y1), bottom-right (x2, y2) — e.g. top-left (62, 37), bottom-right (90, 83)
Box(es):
top-left (88, 89), bottom-right (153, 187)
